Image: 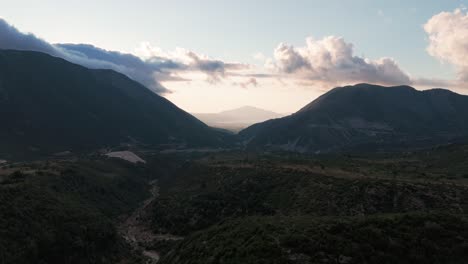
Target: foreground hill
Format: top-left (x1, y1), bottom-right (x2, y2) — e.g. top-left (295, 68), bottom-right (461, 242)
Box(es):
top-left (240, 83), bottom-right (468, 152)
top-left (146, 145), bottom-right (468, 263)
top-left (193, 106), bottom-right (284, 132)
top-left (0, 49), bottom-right (228, 158)
top-left (160, 213), bottom-right (468, 264)
top-left (0, 158), bottom-right (154, 263)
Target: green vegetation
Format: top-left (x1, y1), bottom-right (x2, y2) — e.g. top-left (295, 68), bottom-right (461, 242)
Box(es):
top-left (0, 158), bottom-right (152, 264)
top-left (160, 213), bottom-right (468, 264)
top-left (0, 182), bottom-right (125, 263)
top-left (149, 145), bottom-right (468, 263)
top-left (2, 144), bottom-right (468, 263)
top-left (151, 163), bottom-right (468, 235)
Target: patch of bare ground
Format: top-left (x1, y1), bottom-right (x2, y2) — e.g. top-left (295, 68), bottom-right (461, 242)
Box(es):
top-left (119, 180), bottom-right (182, 263)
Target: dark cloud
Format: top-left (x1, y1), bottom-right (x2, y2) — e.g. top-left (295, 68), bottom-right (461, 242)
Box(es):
top-left (57, 43), bottom-right (174, 93)
top-left (0, 18), bottom-right (171, 93)
top-left (0, 19), bottom-right (59, 55)
top-left (0, 18), bottom-right (250, 94)
top-left (184, 51), bottom-right (248, 83)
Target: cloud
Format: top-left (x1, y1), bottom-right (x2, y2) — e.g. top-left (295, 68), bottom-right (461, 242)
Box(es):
top-left (424, 8), bottom-right (468, 82)
top-left (136, 42), bottom-right (249, 84)
top-left (185, 50), bottom-right (248, 83)
top-left (268, 36), bottom-right (411, 86)
top-left (0, 18), bottom-right (171, 93)
top-left (0, 18), bottom-right (249, 93)
top-left (57, 43), bottom-right (189, 92)
top-left (253, 52), bottom-right (266, 61)
top-left (233, 77), bottom-right (258, 88)
top-left (0, 18), bottom-right (59, 55)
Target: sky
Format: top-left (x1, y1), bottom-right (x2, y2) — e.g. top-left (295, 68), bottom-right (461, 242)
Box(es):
top-left (1, 0), bottom-right (468, 113)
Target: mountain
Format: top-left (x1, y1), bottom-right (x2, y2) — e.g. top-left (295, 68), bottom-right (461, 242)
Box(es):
top-left (239, 83), bottom-right (468, 152)
top-left (193, 106), bottom-right (284, 132)
top-left (0, 49), bottom-right (228, 159)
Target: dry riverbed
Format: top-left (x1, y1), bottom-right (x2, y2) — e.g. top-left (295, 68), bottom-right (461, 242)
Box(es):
top-left (118, 180), bottom-right (182, 263)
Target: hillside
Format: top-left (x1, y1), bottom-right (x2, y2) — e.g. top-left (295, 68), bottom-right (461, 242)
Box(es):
top-left (240, 84), bottom-right (468, 153)
top-left (0, 158), bottom-right (157, 263)
top-left (160, 213), bottom-right (468, 264)
top-left (143, 145), bottom-right (468, 263)
top-left (0, 49), bottom-right (229, 159)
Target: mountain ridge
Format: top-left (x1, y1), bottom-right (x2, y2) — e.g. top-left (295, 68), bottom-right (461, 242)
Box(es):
top-left (0, 49), bottom-right (229, 159)
top-left (239, 83), bottom-right (468, 152)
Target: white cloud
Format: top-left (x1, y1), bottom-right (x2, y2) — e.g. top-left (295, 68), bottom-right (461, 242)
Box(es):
top-left (253, 52), bottom-right (266, 61)
top-left (424, 8), bottom-right (468, 81)
top-left (268, 36), bottom-right (411, 86)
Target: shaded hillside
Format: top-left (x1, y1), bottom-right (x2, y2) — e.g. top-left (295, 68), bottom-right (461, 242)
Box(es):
top-left (240, 84), bottom-right (468, 152)
top-left (150, 159), bottom-right (468, 236)
top-left (0, 50), bottom-right (229, 159)
top-left (160, 213), bottom-right (468, 264)
top-left (0, 158), bottom-right (154, 263)
top-left (145, 146), bottom-right (468, 263)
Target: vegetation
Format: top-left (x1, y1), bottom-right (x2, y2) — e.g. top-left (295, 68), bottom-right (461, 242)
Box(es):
top-left (2, 144), bottom-right (468, 263)
top-left (149, 145), bottom-right (468, 263)
top-left (0, 158), bottom-right (152, 263)
top-left (160, 213), bottom-right (468, 264)
top-left (151, 161), bottom-right (468, 235)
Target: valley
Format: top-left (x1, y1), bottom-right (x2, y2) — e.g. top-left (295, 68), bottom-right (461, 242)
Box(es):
top-left (1, 140), bottom-right (468, 263)
top-left (0, 50), bottom-right (467, 263)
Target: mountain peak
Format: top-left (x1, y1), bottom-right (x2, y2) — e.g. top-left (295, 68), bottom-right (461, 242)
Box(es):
top-left (0, 49), bottom-right (228, 158)
top-left (193, 106), bottom-right (284, 132)
top-left (219, 105), bottom-right (279, 115)
top-left (241, 83), bottom-right (468, 153)
top-left (299, 83), bottom-right (425, 113)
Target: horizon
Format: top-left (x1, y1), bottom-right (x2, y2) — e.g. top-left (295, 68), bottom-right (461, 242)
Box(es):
top-left (2, 0), bottom-right (468, 113)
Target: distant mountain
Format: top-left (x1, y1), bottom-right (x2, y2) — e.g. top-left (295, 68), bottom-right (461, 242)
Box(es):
top-left (0, 49), bottom-right (228, 159)
top-left (240, 83), bottom-right (468, 152)
top-left (193, 106), bottom-right (284, 132)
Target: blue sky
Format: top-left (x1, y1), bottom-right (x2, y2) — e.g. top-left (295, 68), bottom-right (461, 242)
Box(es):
top-left (1, 0), bottom-right (468, 112)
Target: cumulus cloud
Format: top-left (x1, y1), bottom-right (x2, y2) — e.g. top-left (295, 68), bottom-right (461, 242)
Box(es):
top-left (268, 36), bottom-right (411, 86)
top-left (424, 8), bottom-right (468, 82)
